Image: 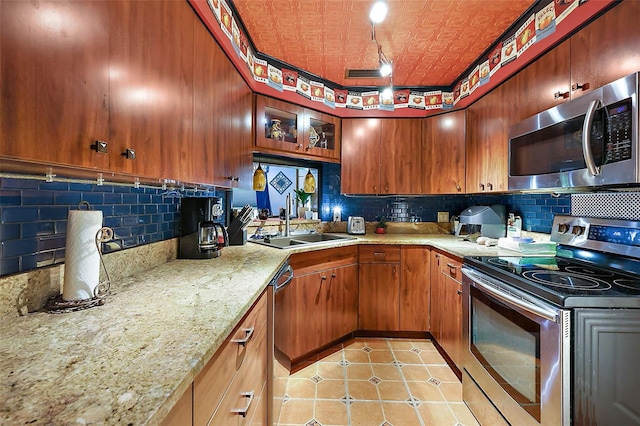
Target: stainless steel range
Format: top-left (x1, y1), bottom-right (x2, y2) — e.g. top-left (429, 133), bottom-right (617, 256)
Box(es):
top-left (462, 215), bottom-right (640, 426)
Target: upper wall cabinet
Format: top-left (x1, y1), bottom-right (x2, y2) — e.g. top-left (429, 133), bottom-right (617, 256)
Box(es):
top-left (1, 1), bottom-right (111, 171)
top-left (191, 16), bottom-right (252, 189)
top-left (255, 95), bottom-right (341, 162)
top-left (341, 118), bottom-right (422, 195)
top-left (422, 110), bottom-right (466, 194)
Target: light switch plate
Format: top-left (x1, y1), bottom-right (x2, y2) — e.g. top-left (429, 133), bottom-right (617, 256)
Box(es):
top-left (438, 212), bottom-right (449, 223)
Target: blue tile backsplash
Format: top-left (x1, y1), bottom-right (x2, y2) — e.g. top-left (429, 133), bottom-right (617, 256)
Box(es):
top-left (0, 177), bottom-right (226, 276)
top-left (1, 168), bottom-right (571, 276)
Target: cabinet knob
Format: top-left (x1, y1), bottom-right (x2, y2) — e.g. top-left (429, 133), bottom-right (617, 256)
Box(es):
top-left (321, 275), bottom-right (327, 281)
top-left (91, 140), bottom-right (108, 154)
top-left (554, 91), bottom-right (570, 99)
top-left (479, 183), bottom-right (485, 190)
top-left (572, 82), bottom-right (589, 92)
top-left (296, 144), bottom-right (303, 149)
top-left (454, 181), bottom-right (461, 192)
top-left (331, 273), bottom-right (337, 278)
top-left (487, 182), bottom-right (493, 190)
top-left (121, 148), bottom-right (136, 160)
top-left (457, 289), bottom-right (462, 296)
top-left (225, 176), bottom-right (239, 182)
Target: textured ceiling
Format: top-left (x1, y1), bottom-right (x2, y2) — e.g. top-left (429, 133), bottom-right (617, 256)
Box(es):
top-left (231, 0), bottom-right (536, 88)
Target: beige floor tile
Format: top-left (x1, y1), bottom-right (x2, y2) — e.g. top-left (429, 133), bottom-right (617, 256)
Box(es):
top-left (439, 381), bottom-right (463, 402)
top-left (343, 339), bottom-right (367, 350)
top-left (320, 350), bottom-right (344, 363)
top-left (427, 365), bottom-right (460, 383)
top-left (314, 400), bottom-right (349, 426)
top-left (317, 362), bottom-right (345, 380)
top-left (290, 363), bottom-right (318, 379)
top-left (382, 401), bottom-right (422, 425)
top-left (278, 399), bottom-right (315, 425)
top-left (420, 350), bottom-right (447, 365)
top-left (316, 379), bottom-right (346, 399)
top-left (401, 365), bottom-right (430, 382)
top-left (412, 340), bottom-right (438, 351)
top-left (417, 401), bottom-right (458, 425)
top-left (377, 380), bottom-right (410, 401)
top-left (364, 339), bottom-right (390, 349)
top-left (348, 379), bottom-right (381, 401)
top-left (406, 380), bottom-right (445, 402)
top-left (368, 349), bottom-right (395, 363)
top-left (346, 363), bottom-right (374, 380)
top-left (449, 402), bottom-right (481, 426)
top-left (393, 350), bottom-right (423, 365)
top-left (387, 339), bottom-right (414, 350)
top-left (284, 378), bottom-right (317, 399)
top-left (344, 349), bottom-right (371, 363)
top-left (350, 401), bottom-right (385, 426)
top-left (372, 364), bottom-right (403, 381)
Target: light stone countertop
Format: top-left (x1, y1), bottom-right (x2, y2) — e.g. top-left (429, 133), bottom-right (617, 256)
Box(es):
top-left (0, 233), bottom-right (524, 425)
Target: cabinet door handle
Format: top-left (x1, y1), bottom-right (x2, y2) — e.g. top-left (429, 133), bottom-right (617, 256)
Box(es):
top-left (231, 390), bottom-right (255, 417)
top-left (321, 275), bottom-right (327, 281)
top-left (487, 182), bottom-right (493, 190)
top-left (457, 289), bottom-right (462, 296)
top-left (554, 91), bottom-right (570, 99)
top-left (296, 144), bottom-right (303, 149)
top-left (479, 183), bottom-right (485, 191)
top-left (230, 327), bottom-right (254, 346)
top-left (454, 180), bottom-right (461, 192)
top-left (572, 82), bottom-right (589, 92)
top-left (225, 176), bottom-right (239, 182)
top-left (446, 263), bottom-right (457, 269)
top-left (331, 273), bottom-right (337, 278)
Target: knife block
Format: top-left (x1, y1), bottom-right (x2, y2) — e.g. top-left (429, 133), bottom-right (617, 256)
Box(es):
top-left (229, 228), bottom-right (247, 246)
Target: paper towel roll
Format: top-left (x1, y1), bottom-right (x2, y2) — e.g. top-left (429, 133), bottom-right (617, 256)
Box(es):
top-left (63, 210), bottom-right (103, 301)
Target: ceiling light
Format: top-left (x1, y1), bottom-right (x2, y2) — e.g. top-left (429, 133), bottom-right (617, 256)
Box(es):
top-left (379, 60), bottom-right (392, 77)
top-left (369, 0), bottom-right (388, 24)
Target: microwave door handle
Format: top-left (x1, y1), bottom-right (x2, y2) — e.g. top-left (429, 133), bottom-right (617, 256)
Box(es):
top-left (463, 269), bottom-right (558, 322)
top-left (582, 99), bottom-right (603, 176)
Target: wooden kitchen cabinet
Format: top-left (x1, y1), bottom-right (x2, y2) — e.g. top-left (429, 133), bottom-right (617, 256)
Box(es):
top-left (192, 16), bottom-right (253, 188)
top-left (422, 110), bottom-right (466, 194)
top-left (0, 0), bottom-right (111, 171)
top-left (358, 245), bottom-right (401, 331)
top-left (341, 119), bottom-right (422, 194)
top-left (193, 290), bottom-right (268, 426)
top-left (108, 0), bottom-right (194, 180)
top-left (399, 246), bottom-right (431, 331)
top-left (275, 246), bottom-right (358, 363)
top-left (430, 251), bottom-right (463, 368)
top-left (255, 95), bottom-right (341, 162)
top-left (161, 385), bottom-right (193, 426)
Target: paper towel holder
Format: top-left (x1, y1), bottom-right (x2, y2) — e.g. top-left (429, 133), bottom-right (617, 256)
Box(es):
top-left (47, 201), bottom-right (114, 314)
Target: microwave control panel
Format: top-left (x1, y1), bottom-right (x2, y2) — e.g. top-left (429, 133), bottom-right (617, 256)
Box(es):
top-left (605, 98), bottom-right (633, 163)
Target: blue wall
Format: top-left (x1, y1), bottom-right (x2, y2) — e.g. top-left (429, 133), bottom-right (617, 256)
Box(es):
top-left (0, 177), bottom-right (226, 276)
top-left (1, 169), bottom-right (570, 276)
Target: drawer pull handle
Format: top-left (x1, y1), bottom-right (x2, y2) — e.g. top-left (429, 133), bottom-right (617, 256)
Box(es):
top-left (457, 289), bottom-right (462, 295)
top-left (446, 263), bottom-right (458, 269)
top-left (373, 252), bottom-right (386, 256)
top-left (230, 327), bottom-right (254, 346)
top-left (231, 390), bottom-right (255, 417)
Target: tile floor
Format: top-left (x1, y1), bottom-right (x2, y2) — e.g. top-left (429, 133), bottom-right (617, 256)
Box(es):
top-left (276, 338), bottom-right (480, 426)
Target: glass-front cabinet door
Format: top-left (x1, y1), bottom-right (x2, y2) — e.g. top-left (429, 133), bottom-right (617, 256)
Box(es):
top-left (255, 95), bottom-right (341, 162)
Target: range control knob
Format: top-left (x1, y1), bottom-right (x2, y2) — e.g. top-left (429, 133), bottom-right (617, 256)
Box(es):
top-left (572, 226), bottom-right (586, 236)
top-left (557, 223), bottom-right (570, 234)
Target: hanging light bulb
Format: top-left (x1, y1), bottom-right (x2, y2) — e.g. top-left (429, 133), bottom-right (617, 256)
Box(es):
top-left (369, 0), bottom-right (388, 24)
top-left (381, 86), bottom-right (393, 101)
top-left (303, 168), bottom-right (316, 194)
top-left (379, 60), bottom-right (392, 77)
top-left (252, 161), bottom-right (266, 191)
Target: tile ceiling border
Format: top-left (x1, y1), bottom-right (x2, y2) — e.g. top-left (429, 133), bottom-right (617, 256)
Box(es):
top-left (189, 0), bottom-right (614, 118)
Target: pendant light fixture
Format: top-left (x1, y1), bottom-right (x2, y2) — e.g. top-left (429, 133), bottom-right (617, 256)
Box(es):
top-left (369, 0), bottom-right (388, 24)
top-left (252, 160), bottom-right (266, 191)
top-left (303, 168), bottom-right (316, 194)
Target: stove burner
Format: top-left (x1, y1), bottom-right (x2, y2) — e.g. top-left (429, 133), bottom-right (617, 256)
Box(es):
top-left (522, 271), bottom-right (612, 291)
top-left (564, 266), bottom-right (615, 278)
top-left (488, 258), bottom-right (513, 267)
top-left (613, 279), bottom-right (640, 291)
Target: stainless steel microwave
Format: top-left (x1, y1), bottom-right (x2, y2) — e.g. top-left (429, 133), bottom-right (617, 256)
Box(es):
top-left (508, 72), bottom-right (639, 191)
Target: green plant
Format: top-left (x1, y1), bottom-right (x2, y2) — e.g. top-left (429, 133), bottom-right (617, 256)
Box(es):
top-left (293, 188), bottom-right (311, 206)
top-left (376, 216), bottom-right (387, 228)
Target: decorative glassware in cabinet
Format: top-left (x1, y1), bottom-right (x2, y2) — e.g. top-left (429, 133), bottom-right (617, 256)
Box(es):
top-left (307, 118), bottom-right (335, 152)
top-left (264, 106), bottom-right (299, 145)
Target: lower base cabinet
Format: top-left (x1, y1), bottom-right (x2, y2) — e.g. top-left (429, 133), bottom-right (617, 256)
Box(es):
top-left (160, 289), bottom-right (268, 426)
top-left (431, 251), bottom-right (463, 368)
top-left (275, 246), bottom-right (358, 362)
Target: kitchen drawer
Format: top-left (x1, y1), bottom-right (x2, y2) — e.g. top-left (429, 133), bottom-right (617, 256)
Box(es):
top-left (439, 254), bottom-right (462, 283)
top-left (209, 322), bottom-right (268, 426)
top-left (359, 245), bottom-right (401, 263)
top-left (194, 291), bottom-right (268, 426)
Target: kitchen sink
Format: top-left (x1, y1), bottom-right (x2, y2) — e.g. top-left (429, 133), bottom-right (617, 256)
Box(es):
top-left (249, 233), bottom-right (356, 249)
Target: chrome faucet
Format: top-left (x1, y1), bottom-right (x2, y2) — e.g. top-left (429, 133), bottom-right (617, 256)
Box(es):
top-left (284, 193), bottom-right (291, 237)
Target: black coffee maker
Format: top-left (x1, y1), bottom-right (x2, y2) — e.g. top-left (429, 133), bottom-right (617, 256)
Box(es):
top-left (179, 197), bottom-right (228, 259)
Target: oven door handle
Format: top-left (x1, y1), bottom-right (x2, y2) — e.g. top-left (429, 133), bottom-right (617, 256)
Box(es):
top-left (462, 268), bottom-right (559, 322)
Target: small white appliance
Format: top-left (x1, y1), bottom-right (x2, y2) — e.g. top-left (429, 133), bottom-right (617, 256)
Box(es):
top-left (347, 216), bottom-right (366, 235)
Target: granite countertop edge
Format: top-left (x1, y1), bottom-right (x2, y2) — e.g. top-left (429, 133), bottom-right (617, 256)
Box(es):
top-left (0, 233), bottom-right (512, 425)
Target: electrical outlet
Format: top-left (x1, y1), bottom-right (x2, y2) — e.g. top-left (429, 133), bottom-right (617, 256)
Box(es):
top-left (333, 208), bottom-right (341, 222)
top-left (438, 211), bottom-right (449, 223)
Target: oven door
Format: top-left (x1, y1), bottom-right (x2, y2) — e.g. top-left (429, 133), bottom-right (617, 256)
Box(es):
top-left (462, 267), bottom-right (571, 426)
